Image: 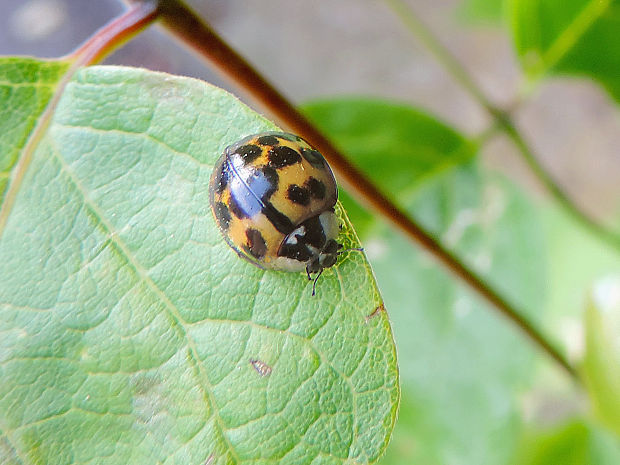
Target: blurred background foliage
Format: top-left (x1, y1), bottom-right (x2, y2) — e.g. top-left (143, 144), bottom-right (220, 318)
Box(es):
top-left (2, 0), bottom-right (619, 463)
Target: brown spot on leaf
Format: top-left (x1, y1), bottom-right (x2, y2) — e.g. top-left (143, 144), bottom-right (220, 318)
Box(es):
top-left (250, 359), bottom-right (272, 377)
top-left (366, 304), bottom-right (385, 322)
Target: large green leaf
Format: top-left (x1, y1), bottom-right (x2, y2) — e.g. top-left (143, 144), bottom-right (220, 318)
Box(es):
top-left (304, 99), bottom-right (545, 464)
top-left (0, 58), bottom-right (70, 205)
top-left (509, 419), bottom-right (620, 465)
top-left (509, 0), bottom-right (620, 102)
top-left (0, 64), bottom-right (399, 464)
top-left (583, 276), bottom-right (620, 437)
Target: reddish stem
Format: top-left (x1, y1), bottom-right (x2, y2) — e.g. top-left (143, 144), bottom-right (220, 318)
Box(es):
top-left (68, 1), bottom-right (159, 65)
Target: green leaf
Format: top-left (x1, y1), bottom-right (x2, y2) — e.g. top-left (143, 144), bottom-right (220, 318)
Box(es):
top-left (0, 65), bottom-right (399, 464)
top-left (509, 419), bottom-right (620, 465)
top-left (0, 58), bottom-right (71, 206)
top-left (542, 205), bottom-right (620, 322)
top-left (303, 98), bottom-right (477, 237)
top-left (509, 0), bottom-right (620, 102)
top-left (302, 99), bottom-right (545, 464)
top-left (457, 0), bottom-right (505, 24)
top-left (583, 276), bottom-right (620, 437)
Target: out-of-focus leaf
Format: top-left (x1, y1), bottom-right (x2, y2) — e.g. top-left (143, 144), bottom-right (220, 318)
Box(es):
top-left (0, 66), bottom-right (399, 465)
top-left (304, 99), bottom-right (546, 464)
top-left (543, 207), bottom-right (620, 322)
top-left (583, 276), bottom-right (620, 437)
top-left (509, 0), bottom-right (620, 102)
top-left (509, 419), bottom-right (620, 465)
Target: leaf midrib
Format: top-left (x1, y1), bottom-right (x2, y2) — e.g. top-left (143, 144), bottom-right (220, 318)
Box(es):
top-left (536, 0), bottom-right (613, 74)
top-left (46, 138), bottom-right (241, 463)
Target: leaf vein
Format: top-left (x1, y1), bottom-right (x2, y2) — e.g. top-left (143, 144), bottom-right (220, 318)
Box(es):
top-left (540, 0), bottom-right (612, 73)
top-left (0, 426), bottom-right (27, 465)
top-left (54, 123), bottom-right (214, 169)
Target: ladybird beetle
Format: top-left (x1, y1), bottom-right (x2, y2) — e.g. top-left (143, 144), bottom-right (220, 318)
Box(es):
top-left (209, 131), bottom-right (341, 292)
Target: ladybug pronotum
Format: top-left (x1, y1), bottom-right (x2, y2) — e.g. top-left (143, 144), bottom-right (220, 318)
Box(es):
top-left (209, 131), bottom-right (342, 292)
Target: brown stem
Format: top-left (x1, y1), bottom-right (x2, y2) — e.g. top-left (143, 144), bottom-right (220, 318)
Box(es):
top-left (151, 0), bottom-right (578, 380)
top-left (68, 1), bottom-right (159, 65)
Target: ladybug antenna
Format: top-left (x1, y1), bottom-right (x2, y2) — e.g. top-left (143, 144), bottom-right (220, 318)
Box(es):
top-left (312, 268), bottom-right (324, 297)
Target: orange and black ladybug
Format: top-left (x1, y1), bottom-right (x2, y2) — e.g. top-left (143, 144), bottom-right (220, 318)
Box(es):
top-left (209, 132), bottom-right (342, 293)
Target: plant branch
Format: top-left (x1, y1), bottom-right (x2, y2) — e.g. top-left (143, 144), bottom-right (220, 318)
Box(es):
top-left (501, 117), bottom-right (620, 250)
top-left (384, 0), bottom-right (620, 252)
top-left (68, 1), bottom-right (159, 65)
top-left (149, 0), bottom-right (578, 380)
top-left (384, 0), bottom-right (499, 115)
top-left (0, 3), bottom-right (157, 239)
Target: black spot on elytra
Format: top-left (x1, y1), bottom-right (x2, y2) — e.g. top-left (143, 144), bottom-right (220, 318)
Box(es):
top-left (268, 146), bottom-right (301, 168)
top-left (257, 135), bottom-right (280, 146)
top-left (262, 202), bottom-right (294, 234)
top-left (300, 148), bottom-right (325, 168)
top-left (305, 177), bottom-right (326, 200)
top-left (213, 202), bottom-right (231, 230)
top-left (212, 159), bottom-right (229, 194)
top-left (249, 166), bottom-right (279, 201)
top-left (235, 144), bottom-right (262, 164)
top-left (287, 184), bottom-right (311, 206)
top-left (244, 228), bottom-right (267, 259)
top-left (228, 193), bottom-right (249, 220)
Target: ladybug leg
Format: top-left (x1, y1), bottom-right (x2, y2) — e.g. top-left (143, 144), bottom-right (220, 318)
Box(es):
top-left (338, 247), bottom-right (364, 255)
top-left (312, 268), bottom-right (324, 297)
top-left (306, 264), bottom-right (313, 281)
